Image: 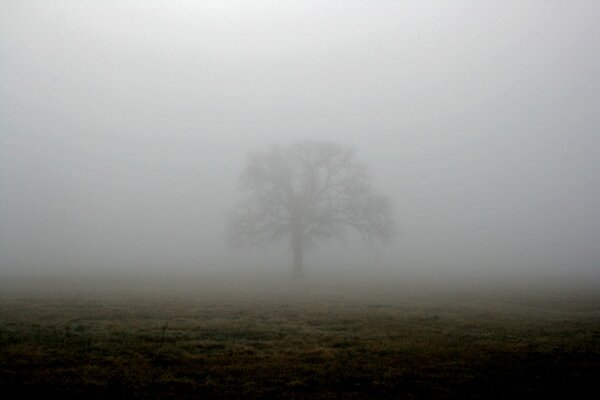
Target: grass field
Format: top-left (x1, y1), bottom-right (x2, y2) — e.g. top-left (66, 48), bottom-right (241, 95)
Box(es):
top-left (0, 276), bottom-right (599, 399)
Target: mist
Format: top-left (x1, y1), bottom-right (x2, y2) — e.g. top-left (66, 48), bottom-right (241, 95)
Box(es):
top-left (1, 1), bottom-right (599, 288)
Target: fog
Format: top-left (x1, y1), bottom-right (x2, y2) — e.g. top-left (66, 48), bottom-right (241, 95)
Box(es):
top-left (1, 1), bottom-right (599, 288)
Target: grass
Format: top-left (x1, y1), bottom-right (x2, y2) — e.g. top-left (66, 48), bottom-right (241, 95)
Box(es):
top-left (0, 278), bottom-right (599, 399)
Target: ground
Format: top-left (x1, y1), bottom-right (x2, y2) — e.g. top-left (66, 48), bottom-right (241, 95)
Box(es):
top-left (0, 276), bottom-right (598, 399)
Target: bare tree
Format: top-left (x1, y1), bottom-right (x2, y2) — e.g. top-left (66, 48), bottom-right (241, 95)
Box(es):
top-left (228, 141), bottom-right (395, 278)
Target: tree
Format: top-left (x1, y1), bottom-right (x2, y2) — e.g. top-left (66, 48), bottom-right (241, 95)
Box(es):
top-left (228, 140), bottom-right (395, 278)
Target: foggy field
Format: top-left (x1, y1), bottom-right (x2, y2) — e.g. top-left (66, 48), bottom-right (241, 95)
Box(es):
top-left (1, 277), bottom-right (599, 399)
top-left (2, 1), bottom-right (600, 398)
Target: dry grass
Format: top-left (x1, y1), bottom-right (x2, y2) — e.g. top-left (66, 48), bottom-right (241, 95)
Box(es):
top-left (0, 281), bottom-right (599, 399)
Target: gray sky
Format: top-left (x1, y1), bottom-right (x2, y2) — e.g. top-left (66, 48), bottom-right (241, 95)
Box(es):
top-left (1, 1), bottom-right (599, 280)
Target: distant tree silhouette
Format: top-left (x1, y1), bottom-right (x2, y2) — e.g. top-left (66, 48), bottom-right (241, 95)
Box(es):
top-left (228, 141), bottom-right (395, 278)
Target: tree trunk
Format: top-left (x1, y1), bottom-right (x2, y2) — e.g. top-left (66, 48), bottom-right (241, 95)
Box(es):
top-left (291, 224), bottom-right (304, 278)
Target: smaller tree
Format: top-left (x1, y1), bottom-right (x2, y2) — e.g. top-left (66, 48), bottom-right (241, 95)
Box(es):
top-left (228, 141), bottom-right (395, 278)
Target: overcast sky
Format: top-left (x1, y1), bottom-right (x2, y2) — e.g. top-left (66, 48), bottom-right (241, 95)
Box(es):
top-left (1, 1), bottom-right (599, 280)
